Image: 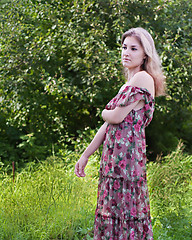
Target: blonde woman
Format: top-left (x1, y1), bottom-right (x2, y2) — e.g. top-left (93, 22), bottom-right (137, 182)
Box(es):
top-left (75, 27), bottom-right (165, 239)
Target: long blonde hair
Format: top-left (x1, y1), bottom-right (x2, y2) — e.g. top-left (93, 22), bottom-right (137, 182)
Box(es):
top-left (121, 27), bottom-right (166, 97)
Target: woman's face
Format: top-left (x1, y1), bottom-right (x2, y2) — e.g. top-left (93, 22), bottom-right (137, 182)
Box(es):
top-left (121, 36), bottom-right (146, 70)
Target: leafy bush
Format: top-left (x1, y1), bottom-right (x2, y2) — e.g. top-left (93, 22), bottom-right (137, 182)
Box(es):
top-left (0, 0), bottom-right (192, 163)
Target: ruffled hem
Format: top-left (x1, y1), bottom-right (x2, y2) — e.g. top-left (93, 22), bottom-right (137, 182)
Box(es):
top-left (94, 213), bottom-right (153, 240)
top-left (96, 175), bottom-right (151, 221)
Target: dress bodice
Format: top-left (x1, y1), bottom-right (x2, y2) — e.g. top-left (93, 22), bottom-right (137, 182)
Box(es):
top-left (100, 85), bottom-right (155, 181)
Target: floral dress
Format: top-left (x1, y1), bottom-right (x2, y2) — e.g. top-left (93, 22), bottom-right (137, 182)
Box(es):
top-left (94, 85), bottom-right (155, 240)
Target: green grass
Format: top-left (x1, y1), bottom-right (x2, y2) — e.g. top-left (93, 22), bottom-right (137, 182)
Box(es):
top-left (0, 156), bottom-right (99, 240)
top-left (148, 142), bottom-right (192, 240)
top-left (0, 142), bottom-right (191, 239)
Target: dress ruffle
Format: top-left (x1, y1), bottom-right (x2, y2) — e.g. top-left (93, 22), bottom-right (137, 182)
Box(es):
top-left (105, 86), bottom-right (155, 127)
top-left (94, 213), bottom-right (153, 240)
top-left (96, 175), bottom-right (151, 220)
top-left (105, 85), bottom-right (154, 109)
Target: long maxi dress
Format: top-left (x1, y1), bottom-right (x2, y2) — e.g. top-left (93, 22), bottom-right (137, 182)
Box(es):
top-left (94, 85), bottom-right (155, 240)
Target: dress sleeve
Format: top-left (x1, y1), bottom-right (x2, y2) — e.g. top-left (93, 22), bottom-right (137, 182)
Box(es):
top-left (105, 85), bottom-right (155, 114)
top-left (116, 86), bottom-right (155, 126)
top-left (116, 85), bottom-right (153, 107)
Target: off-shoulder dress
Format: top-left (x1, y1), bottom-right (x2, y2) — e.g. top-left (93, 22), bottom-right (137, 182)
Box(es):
top-left (94, 85), bottom-right (155, 240)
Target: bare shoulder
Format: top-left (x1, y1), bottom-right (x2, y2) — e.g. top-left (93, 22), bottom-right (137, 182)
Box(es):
top-left (129, 71), bottom-right (155, 96)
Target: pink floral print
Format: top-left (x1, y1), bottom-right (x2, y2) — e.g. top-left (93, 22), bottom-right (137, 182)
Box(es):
top-left (94, 86), bottom-right (155, 239)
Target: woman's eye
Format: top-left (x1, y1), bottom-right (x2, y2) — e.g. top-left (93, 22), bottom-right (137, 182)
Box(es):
top-left (122, 46), bottom-right (127, 50)
top-left (131, 47), bottom-right (137, 51)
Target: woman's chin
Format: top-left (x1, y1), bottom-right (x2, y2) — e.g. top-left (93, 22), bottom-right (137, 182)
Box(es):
top-left (123, 63), bottom-right (130, 68)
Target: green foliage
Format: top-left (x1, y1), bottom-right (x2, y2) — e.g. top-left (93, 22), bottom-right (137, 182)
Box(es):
top-left (0, 0), bottom-right (191, 163)
top-left (0, 112), bottom-right (21, 164)
top-left (18, 133), bottom-right (48, 160)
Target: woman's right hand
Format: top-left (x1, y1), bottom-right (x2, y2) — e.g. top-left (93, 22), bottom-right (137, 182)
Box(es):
top-left (74, 155), bottom-right (88, 177)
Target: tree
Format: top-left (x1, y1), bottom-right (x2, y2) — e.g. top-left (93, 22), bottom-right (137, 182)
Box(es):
top-left (0, 0), bottom-right (191, 163)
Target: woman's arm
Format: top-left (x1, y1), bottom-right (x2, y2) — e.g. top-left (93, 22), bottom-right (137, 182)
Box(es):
top-left (75, 122), bottom-right (108, 177)
top-left (102, 101), bottom-right (139, 124)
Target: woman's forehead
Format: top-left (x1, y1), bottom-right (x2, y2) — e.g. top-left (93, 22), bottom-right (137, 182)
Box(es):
top-left (123, 36), bottom-right (141, 46)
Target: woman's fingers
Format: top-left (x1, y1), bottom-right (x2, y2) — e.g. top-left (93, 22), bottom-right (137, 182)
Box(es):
top-left (79, 165), bottom-right (86, 177)
top-left (79, 162), bottom-right (86, 177)
top-left (75, 161), bottom-right (86, 177)
top-left (75, 162), bottom-right (81, 177)
top-left (74, 162), bottom-right (79, 177)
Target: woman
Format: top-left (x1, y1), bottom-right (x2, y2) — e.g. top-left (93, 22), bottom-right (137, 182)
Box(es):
top-left (75, 27), bottom-right (165, 239)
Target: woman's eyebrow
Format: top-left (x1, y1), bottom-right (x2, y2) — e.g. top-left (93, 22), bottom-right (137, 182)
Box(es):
top-left (123, 43), bottom-right (139, 47)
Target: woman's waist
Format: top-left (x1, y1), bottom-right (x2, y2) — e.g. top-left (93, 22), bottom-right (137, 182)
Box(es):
top-left (100, 161), bottom-right (147, 181)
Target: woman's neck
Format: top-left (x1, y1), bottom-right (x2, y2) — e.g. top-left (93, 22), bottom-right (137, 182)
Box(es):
top-left (127, 67), bottom-right (142, 81)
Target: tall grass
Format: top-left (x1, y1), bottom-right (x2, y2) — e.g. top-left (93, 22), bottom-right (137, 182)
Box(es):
top-left (0, 141), bottom-right (191, 239)
top-left (0, 155), bottom-right (99, 240)
top-left (148, 142), bottom-right (192, 239)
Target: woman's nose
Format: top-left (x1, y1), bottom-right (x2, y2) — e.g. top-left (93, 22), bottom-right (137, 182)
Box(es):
top-left (124, 49), bottom-right (130, 56)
